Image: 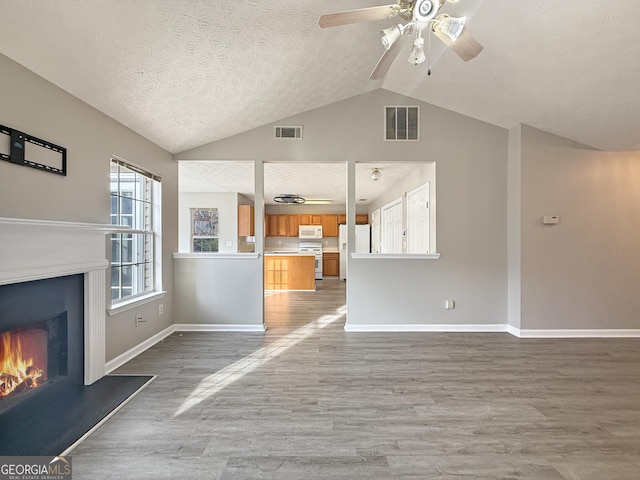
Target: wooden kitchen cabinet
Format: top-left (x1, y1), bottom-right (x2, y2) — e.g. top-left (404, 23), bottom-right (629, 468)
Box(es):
top-left (265, 255), bottom-right (315, 290)
top-left (322, 214), bottom-right (338, 237)
top-left (338, 214), bottom-right (368, 225)
top-left (300, 214), bottom-right (322, 225)
top-left (322, 252), bottom-right (339, 277)
top-left (238, 205), bottom-right (255, 236)
top-left (287, 214), bottom-right (299, 237)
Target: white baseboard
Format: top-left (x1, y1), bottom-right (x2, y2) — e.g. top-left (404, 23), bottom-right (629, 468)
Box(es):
top-left (509, 327), bottom-right (640, 338)
top-left (344, 323), bottom-right (509, 333)
top-left (174, 323), bottom-right (266, 332)
top-left (105, 325), bottom-right (175, 374)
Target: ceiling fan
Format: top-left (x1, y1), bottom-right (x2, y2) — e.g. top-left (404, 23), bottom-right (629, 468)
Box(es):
top-left (319, 0), bottom-right (483, 79)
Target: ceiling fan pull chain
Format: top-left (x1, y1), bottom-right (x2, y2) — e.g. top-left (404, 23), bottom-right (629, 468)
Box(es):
top-left (427, 30), bottom-right (432, 76)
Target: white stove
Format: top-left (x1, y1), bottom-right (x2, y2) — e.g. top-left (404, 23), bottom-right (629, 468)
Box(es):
top-left (298, 241), bottom-right (323, 280)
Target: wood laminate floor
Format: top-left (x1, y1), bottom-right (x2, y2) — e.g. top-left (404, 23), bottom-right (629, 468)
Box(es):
top-left (71, 279), bottom-right (640, 479)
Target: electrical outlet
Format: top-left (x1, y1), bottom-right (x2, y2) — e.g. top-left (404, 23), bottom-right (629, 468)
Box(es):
top-left (445, 300), bottom-right (455, 310)
top-left (135, 314), bottom-right (146, 326)
top-left (159, 304), bottom-right (164, 315)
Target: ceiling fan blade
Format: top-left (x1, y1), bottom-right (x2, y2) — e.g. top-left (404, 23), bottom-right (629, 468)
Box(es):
top-left (319, 5), bottom-right (398, 28)
top-left (433, 29), bottom-right (483, 62)
top-left (369, 34), bottom-right (410, 80)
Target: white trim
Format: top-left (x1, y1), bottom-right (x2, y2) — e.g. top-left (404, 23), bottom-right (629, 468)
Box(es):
top-left (173, 252), bottom-right (260, 259)
top-left (509, 327), bottom-right (640, 338)
top-left (174, 323), bottom-right (267, 332)
top-left (344, 323), bottom-right (508, 333)
top-left (0, 216), bottom-right (128, 233)
top-left (0, 260), bottom-right (108, 286)
top-left (105, 325), bottom-right (175, 374)
top-left (108, 290), bottom-right (166, 316)
top-left (61, 375), bottom-right (156, 455)
top-left (351, 253), bottom-right (441, 259)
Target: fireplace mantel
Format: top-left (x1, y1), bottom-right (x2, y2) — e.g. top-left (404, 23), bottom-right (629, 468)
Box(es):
top-left (0, 217), bottom-right (127, 385)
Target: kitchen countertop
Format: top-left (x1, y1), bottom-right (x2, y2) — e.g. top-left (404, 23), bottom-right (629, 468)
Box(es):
top-left (264, 251), bottom-right (315, 256)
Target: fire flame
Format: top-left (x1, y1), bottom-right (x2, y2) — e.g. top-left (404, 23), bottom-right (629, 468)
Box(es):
top-left (0, 331), bottom-right (45, 397)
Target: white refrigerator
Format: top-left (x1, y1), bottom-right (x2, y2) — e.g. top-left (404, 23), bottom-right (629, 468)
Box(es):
top-left (339, 224), bottom-right (370, 280)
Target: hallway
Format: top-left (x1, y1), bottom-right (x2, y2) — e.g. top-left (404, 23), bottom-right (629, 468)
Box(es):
top-left (70, 280), bottom-right (640, 479)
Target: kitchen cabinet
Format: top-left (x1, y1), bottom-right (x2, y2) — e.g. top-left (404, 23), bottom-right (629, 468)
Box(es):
top-left (322, 214), bottom-right (338, 237)
top-left (287, 214), bottom-right (299, 237)
top-left (337, 214), bottom-right (368, 225)
top-left (265, 254), bottom-right (315, 290)
top-left (276, 215), bottom-right (289, 237)
top-left (356, 214), bottom-right (368, 225)
top-left (265, 214), bottom-right (299, 237)
top-left (300, 214), bottom-right (322, 225)
top-left (322, 252), bottom-right (339, 277)
top-left (238, 205), bottom-right (254, 236)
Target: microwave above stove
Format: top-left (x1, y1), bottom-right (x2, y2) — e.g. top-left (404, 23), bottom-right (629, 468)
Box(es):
top-left (299, 225), bottom-right (322, 239)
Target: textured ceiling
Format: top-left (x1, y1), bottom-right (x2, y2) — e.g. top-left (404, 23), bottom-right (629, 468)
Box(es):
top-left (179, 161), bottom-right (423, 205)
top-left (1, 0), bottom-right (640, 155)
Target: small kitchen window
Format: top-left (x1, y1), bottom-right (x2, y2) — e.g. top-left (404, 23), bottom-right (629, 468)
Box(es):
top-left (191, 208), bottom-right (219, 252)
top-left (385, 106), bottom-right (419, 141)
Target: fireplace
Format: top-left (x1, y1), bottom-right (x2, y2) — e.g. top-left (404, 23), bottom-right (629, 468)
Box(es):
top-left (0, 317), bottom-right (66, 408)
top-left (0, 275), bottom-right (84, 414)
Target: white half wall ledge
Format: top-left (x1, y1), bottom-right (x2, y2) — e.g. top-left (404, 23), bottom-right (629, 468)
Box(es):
top-left (344, 324), bottom-right (508, 333)
top-left (509, 326), bottom-right (640, 338)
top-left (351, 253), bottom-right (441, 260)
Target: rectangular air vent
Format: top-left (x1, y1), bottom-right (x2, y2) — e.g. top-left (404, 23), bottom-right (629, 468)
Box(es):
top-left (274, 126), bottom-right (303, 140)
top-left (384, 106), bottom-right (419, 141)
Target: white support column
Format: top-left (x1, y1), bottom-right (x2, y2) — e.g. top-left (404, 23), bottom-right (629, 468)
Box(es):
top-left (84, 269), bottom-right (106, 385)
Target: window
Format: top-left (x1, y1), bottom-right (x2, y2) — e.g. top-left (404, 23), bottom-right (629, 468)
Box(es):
top-left (110, 158), bottom-right (161, 302)
top-left (385, 106), bottom-right (419, 141)
top-left (191, 208), bottom-right (219, 252)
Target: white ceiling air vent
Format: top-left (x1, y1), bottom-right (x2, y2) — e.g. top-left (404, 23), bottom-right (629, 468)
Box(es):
top-left (274, 125), bottom-right (303, 140)
top-left (385, 106), bottom-right (419, 141)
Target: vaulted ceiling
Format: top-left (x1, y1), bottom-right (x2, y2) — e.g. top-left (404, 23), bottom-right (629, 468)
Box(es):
top-left (2, 0), bottom-right (640, 157)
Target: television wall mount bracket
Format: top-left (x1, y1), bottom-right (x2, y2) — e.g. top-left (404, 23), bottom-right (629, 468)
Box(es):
top-left (1, 124), bottom-right (67, 176)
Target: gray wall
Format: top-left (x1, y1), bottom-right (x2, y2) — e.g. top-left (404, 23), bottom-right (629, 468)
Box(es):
top-left (0, 53), bottom-right (178, 360)
top-left (179, 192), bottom-right (240, 253)
top-left (177, 89), bottom-right (510, 328)
top-left (516, 125), bottom-right (640, 330)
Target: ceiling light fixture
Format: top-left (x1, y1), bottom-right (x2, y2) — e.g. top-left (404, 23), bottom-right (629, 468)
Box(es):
top-left (432, 14), bottom-right (466, 42)
top-left (303, 199), bottom-right (333, 205)
top-left (380, 23), bottom-right (406, 50)
top-left (408, 36), bottom-right (426, 65)
top-left (273, 194), bottom-right (305, 204)
top-left (371, 168), bottom-right (382, 181)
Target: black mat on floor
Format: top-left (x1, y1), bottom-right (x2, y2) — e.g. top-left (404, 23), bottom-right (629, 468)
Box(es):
top-left (0, 375), bottom-right (153, 455)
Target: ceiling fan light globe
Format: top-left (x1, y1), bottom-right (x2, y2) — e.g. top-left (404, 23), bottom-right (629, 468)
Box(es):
top-left (408, 37), bottom-right (426, 65)
top-left (436, 14), bottom-right (466, 42)
top-left (381, 24), bottom-right (403, 50)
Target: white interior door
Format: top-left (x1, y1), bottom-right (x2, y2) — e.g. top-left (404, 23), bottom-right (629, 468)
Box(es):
top-left (370, 209), bottom-right (381, 254)
top-left (406, 183), bottom-right (429, 253)
top-left (381, 199), bottom-right (402, 253)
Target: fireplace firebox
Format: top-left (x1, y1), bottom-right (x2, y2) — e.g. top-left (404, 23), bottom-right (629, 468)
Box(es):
top-left (0, 274), bottom-right (83, 415)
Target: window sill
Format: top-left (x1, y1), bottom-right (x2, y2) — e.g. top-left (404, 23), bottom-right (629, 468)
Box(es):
top-left (108, 290), bottom-right (166, 316)
top-left (351, 253), bottom-right (441, 260)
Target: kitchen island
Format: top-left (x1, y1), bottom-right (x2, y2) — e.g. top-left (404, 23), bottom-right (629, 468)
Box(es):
top-left (264, 252), bottom-right (316, 291)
